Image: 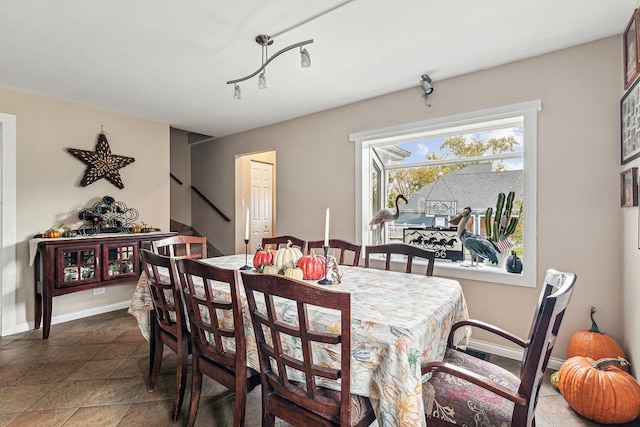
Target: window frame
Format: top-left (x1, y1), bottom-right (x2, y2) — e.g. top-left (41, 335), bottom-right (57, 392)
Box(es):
top-left (350, 100), bottom-right (540, 287)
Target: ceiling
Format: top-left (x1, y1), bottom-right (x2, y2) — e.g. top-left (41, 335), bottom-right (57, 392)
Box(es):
top-left (1, 0), bottom-right (637, 139)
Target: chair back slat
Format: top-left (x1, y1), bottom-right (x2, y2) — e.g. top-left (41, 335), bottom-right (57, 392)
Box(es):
top-left (364, 243), bottom-right (435, 276)
top-left (241, 272), bottom-right (352, 426)
top-left (516, 269), bottom-right (576, 425)
top-left (152, 235), bottom-right (207, 259)
top-left (177, 259), bottom-right (243, 370)
top-left (141, 249), bottom-right (186, 336)
top-left (307, 239), bottom-right (362, 267)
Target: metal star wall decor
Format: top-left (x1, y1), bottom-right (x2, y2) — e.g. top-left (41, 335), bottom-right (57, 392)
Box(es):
top-left (67, 132), bottom-right (135, 189)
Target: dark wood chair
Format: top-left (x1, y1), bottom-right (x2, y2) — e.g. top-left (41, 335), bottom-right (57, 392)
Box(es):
top-left (364, 243), bottom-right (436, 276)
top-left (148, 235), bottom-right (207, 374)
top-left (241, 272), bottom-right (376, 427)
top-left (421, 269), bottom-right (577, 426)
top-left (140, 249), bottom-right (190, 422)
top-left (261, 235), bottom-right (307, 253)
top-left (176, 258), bottom-right (261, 427)
top-left (307, 239), bottom-right (362, 267)
top-left (152, 235), bottom-right (207, 260)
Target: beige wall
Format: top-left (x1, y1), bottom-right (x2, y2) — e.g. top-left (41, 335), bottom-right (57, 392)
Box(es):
top-left (170, 128), bottom-right (191, 226)
top-left (0, 86), bottom-right (169, 332)
top-left (192, 36), bottom-right (633, 361)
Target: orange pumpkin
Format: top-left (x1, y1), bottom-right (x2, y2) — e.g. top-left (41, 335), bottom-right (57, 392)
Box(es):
top-left (42, 229), bottom-right (61, 238)
top-left (558, 356), bottom-right (640, 424)
top-left (297, 249), bottom-right (326, 280)
top-left (567, 307), bottom-right (628, 371)
top-left (253, 247), bottom-right (274, 270)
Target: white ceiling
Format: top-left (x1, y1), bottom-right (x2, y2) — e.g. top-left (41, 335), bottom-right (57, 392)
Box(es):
top-left (0, 0), bottom-right (637, 139)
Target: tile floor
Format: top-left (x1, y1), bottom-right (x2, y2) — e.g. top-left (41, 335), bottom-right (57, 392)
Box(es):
top-left (0, 309), bottom-right (638, 427)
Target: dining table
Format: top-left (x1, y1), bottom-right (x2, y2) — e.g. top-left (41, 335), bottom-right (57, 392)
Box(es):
top-left (128, 254), bottom-right (470, 427)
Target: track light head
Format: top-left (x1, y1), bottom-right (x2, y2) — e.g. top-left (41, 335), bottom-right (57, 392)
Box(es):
top-left (420, 74), bottom-right (434, 95)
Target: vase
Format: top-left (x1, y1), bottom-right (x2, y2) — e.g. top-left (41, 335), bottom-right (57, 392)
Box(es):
top-left (497, 249), bottom-right (511, 269)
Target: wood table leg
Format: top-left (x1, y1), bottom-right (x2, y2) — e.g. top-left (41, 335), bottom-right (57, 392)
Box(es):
top-left (42, 286), bottom-right (52, 339)
top-left (34, 292), bottom-right (42, 330)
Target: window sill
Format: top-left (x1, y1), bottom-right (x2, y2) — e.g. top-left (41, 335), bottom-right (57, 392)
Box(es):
top-left (433, 261), bottom-right (533, 287)
top-left (365, 254), bottom-right (535, 287)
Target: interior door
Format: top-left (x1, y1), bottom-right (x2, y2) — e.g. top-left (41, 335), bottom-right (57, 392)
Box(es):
top-left (250, 161), bottom-right (273, 250)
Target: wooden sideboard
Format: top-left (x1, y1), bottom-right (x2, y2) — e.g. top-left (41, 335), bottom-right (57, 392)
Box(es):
top-left (32, 232), bottom-right (175, 339)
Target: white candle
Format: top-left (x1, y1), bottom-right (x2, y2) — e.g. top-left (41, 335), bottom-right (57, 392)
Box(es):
top-left (324, 207), bottom-right (331, 246)
top-left (245, 208), bottom-right (250, 240)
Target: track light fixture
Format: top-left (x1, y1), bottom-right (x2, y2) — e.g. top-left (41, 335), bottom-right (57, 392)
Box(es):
top-left (227, 34), bottom-right (313, 99)
top-left (420, 74), bottom-right (434, 95)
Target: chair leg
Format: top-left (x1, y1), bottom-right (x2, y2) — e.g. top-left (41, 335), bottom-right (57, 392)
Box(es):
top-left (148, 311), bottom-right (155, 378)
top-left (232, 379), bottom-right (248, 427)
top-left (263, 413), bottom-right (276, 427)
top-left (148, 322), bottom-right (163, 392)
top-left (171, 337), bottom-right (189, 422)
top-left (186, 355), bottom-right (203, 427)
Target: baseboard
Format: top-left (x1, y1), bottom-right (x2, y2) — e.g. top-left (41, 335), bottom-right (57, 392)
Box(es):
top-left (468, 338), bottom-right (565, 371)
top-left (12, 301), bottom-right (131, 336)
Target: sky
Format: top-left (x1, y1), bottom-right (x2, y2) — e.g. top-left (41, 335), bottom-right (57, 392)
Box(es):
top-left (397, 127), bottom-right (524, 170)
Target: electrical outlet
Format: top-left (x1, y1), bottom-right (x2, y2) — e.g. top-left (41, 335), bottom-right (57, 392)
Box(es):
top-left (93, 287), bottom-right (105, 295)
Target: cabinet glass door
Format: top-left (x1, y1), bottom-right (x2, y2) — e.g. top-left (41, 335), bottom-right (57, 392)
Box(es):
top-left (102, 243), bottom-right (138, 279)
top-left (56, 245), bottom-right (100, 288)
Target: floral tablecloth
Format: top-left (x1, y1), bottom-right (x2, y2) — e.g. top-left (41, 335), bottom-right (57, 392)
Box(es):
top-left (128, 254), bottom-right (470, 427)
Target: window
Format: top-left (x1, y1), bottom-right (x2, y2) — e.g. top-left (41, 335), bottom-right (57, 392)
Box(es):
top-left (351, 101), bottom-right (540, 287)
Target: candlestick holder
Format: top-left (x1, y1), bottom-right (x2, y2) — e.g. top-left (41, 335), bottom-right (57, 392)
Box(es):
top-left (317, 245), bottom-right (334, 285)
top-left (239, 238), bottom-right (252, 270)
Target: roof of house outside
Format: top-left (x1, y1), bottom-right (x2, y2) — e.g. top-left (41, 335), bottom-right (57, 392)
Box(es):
top-left (403, 163), bottom-right (523, 216)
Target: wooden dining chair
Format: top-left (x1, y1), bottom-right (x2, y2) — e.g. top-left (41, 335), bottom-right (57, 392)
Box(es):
top-left (421, 269), bottom-right (577, 427)
top-left (176, 258), bottom-right (261, 427)
top-left (152, 234), bottom-right (207, 260)
top-left (307, 239), bottom-right (362, 267)
top-left (148, 235), bottom-right (207, 372)
top-left (364, 243), bottom-right (436, 276)
top-left (240, 272), bottom-right (376, 427)
top-left (140, 249), bottom-right (190, 422)
top-left (261, 235), bottom-right (307, 253)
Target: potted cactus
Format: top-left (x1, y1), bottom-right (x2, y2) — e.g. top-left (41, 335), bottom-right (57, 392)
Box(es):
top-left (484, 191), bottom-right (521, 257)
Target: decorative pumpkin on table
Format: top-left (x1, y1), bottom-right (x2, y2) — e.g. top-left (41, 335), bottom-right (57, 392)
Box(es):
top-left (567, 307), bottom-right (628, 371)
top-left (253, 246), bottom-right (274, 270)
top-left (42, 228), bottom-right (62, 238)
top-left (272, 240), bottom-right (303, 268)
top-left (259, 264), bottom-right (280, 275)
top-left (297, 249), bottom-right (325, 280)
top-left (63, 229), bottom-right (77, 238)
top-left (281, 262), bottom-right (304, 281)
top-left (558, 356), bottom-right (640, 424)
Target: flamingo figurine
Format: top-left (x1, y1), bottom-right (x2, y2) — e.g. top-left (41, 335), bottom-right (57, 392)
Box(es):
top-left (369, 194), bottom-right (407, 229)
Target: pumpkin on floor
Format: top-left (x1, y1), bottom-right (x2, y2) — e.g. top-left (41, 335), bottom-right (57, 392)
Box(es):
top-left (558, 356), bottom-right (640, 424)
top-left (567, 307), bottom-right (628, 371)
top-left (550, 371), bottom-right (560, 389)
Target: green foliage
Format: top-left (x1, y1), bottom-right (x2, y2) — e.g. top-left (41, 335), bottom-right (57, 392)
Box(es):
top-left (385, 135), bottom-right (520, 206)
